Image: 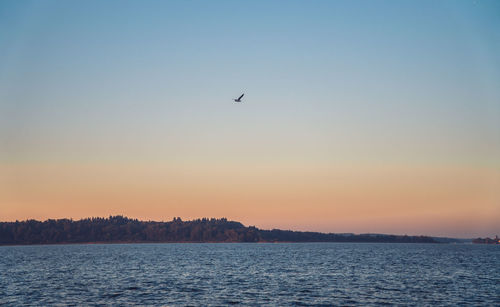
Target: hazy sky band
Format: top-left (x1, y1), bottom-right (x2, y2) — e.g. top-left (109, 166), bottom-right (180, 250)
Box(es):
top-left (1, 0), bottom-right (499, 237)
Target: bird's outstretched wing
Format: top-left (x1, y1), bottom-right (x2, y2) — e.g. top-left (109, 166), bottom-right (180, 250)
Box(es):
top-left (238, 94), bottom-right (244, 100)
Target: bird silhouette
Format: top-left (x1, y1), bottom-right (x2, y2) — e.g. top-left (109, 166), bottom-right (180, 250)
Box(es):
top-left (233, 93), bottom-right (244, 102)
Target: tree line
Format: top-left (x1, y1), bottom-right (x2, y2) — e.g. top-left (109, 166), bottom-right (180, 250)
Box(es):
top-left (0, 216), bottom-right (437, 245)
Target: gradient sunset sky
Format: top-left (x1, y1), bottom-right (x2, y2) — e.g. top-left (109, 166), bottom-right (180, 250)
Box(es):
top-left (1, 0), bottom-right (499, 237)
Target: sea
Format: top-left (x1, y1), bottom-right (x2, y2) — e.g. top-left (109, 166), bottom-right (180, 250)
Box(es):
top-left (0, 243), bottom-right (498, 306)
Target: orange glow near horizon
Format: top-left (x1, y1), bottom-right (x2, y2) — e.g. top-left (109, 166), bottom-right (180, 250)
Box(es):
top-left (1, 161), bottom-right (498, 238)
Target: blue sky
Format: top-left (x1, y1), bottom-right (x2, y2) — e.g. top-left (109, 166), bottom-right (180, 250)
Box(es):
top-left (1, 0), bottom-right (499, 163)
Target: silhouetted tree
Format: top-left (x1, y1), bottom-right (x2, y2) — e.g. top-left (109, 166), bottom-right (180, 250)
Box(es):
top-left (0, 216), bottom-right (438, 245)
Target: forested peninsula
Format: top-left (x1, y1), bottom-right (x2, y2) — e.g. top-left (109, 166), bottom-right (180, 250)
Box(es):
top-left (0, 216), bottom-right (437, 245)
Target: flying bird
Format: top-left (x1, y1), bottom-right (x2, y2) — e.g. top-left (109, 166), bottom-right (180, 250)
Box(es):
top-left (233, 93), bottom-right (244, 102)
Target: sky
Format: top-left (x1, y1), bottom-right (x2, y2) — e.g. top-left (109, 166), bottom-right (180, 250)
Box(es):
top-left (0, 0), bottom-right (499, 238)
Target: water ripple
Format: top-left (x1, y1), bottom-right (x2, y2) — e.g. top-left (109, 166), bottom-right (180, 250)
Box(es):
top-left (0, 243), bottom-right (498, 305)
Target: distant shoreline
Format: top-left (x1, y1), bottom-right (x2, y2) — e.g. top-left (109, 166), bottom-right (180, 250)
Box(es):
top-left (0, 241), bottom-right (452, 247)
top-left (0, 216), bottom-right (456, 246)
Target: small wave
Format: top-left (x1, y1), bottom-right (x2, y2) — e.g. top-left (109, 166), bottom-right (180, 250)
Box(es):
top-left (126, 286), bottom-right (140, 291)
top-left (223, 299), bottom-right (240, 305)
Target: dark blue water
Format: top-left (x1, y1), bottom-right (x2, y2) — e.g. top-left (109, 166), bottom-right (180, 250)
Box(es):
top-left (0, 243), bottom-right (498, 306)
